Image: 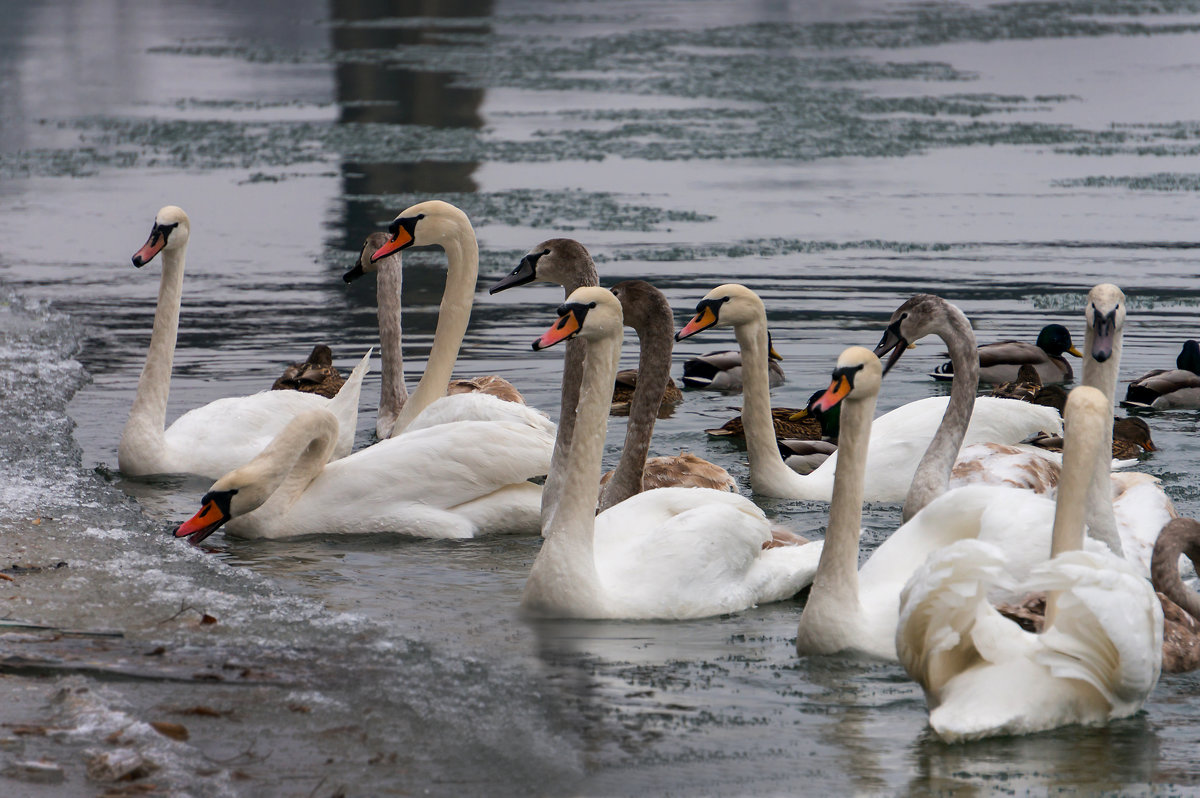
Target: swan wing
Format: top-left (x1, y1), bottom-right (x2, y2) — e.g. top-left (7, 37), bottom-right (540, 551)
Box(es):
top-left (1111, 472), bottom-right (1178, 575)
top-left (1024, 550), bottom-right (1163, 718)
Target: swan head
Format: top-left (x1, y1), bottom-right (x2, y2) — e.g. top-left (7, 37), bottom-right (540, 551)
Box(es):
top-left (174, 487), bottom-right (239, 544)
top-left (676, 283), bottom-right (759, 334)
top-left (532, 286), bottom-right (622, 351)
top-left (370, 200), bottom-right (470, 263)
top-left (1084, 283), bottom-right (1125, 363)
top-left (810, 347), bottom-right (882, 414)
top-left (490, 238), bottom-right (595, 294)
top-left (610, 279), bottom-right (673, 335)
top-left (872, 294), bottom-right (964, 376)
top-left (131, 205), bottom-right (190, 267)
top-left (343, 232), bottom-right (392, 283)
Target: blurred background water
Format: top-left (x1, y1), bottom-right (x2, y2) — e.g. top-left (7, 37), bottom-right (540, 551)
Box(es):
top-left (1, 0), bottom-right (1200, 795)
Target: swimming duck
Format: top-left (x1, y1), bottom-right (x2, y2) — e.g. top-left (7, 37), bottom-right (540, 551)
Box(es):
top-left (930, 323), bottom-right (1081, 385)
top-left (1122, 340), bottom-right (1200, 409)
top-left (681, 335), bottom-right (785, 391)
top-left (271, 344), bottom-right (346, 399)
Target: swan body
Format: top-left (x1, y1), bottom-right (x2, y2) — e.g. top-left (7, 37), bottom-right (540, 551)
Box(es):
top-left (1122, 340), bottom-right (1200, 409)
top-left (897, 386), bottom-right (1162, 742)
top-left (521, 288), bottom-right (821, 620)
top-left (174, 407), bottom-right (553, 542)
top-left (676, 285), bottom-right (1060, 503)
top-left (929, 323), bottom-right (1081, 385)
top-left (119, 206), bottom-right (367, 479)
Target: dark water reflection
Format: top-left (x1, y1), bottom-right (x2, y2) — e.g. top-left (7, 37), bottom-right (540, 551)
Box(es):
top-left (2, 0), bottom-right (1200, 794)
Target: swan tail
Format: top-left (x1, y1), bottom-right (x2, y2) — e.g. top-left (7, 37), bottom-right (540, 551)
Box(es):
top-left (325, 348), bottom-right (372, 458)
top-left (1023, 550), bottom-right (1163, 718)
top-left (897, 539), bottom-right (1015, 698)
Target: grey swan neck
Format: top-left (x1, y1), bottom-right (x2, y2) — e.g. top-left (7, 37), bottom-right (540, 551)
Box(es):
top-left (1152, 519), bottom-right (1200, 621)
top-left (738, 317), bottom-right (812, 497)
top-left (1081, 325), bottom-right (1123, 555)
top-left (374, 252), bottom-right (408, 439)
top-left (599, 296), bottom-right (675, 512)
top-left (119, 244), bottom-right (185, 471)
top-left (387, 229), bottom-right (477, 437)
top-left (902, 306), bottom-right (978, 521)
top-left (522, 329), bottom-right (618, 616)
top-left (541, 267), bottom-right (599, 526)
top-left (796, 379), bottom-right (877, 652)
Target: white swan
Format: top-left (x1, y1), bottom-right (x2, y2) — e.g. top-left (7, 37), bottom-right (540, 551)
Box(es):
top-left (344, 231), bottom-right (524, 440)
top-left (348, 201), bottom-right (551, 443)
top-left (173, 406), bottom-right (554, 541)
top-left (118, 205), bottom-right (368, 479)
top-left (674, 284), bottom-right (1060, 502)
top-left (520, 287), bottom-right (822, 620)
top-left (896, 386), bottom-right (1163, 742)
top-left (875, 286), bottom-right (1174, 576)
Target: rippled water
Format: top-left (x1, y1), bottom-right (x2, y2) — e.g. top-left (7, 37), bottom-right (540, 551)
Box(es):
top-left (2, 0), bottom-right (1200, 794)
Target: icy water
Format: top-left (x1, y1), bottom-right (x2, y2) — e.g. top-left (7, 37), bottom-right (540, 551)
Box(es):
top-left (2, 0), bottom-right (1200, 794)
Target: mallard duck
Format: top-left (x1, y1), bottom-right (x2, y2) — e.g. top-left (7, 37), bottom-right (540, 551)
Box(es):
top-left (1122, 340), bottom-right (1200, 409)
top-left (681, 334), bottom-right (785, 391)
top-left (271, 344), bottom-right (346, 398)
top-left (1028, 415), bottom-right (1157, 460)
top-left (930, 323), bottom-right (1081, 385)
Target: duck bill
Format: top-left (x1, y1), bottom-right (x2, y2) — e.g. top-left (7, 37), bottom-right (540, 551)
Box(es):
top-left (788, 408), bottom-right (810, 422)
top-left (872, 323), bottom-right (908, 376)
top-left (174, 500), bottom-right (229, 545)
top-left (371, 227), bottom-right (413, 262)
top-left (131, 235), bottom-right (166, 267)
top-left (769, 342), bottom-right (783, 361)
top-left (675, 306), bottom-right (718, 341)
top-left (489, 258), bottom-right (537, 294)
top-left (811, 376), bottom-right (852, 414)
top-left (533, 313), bottom-right (581, 351)
top-left (1142, 440), bottom-right (1158, 452)
top-left (1067, 345), bottom-right (1084, 358)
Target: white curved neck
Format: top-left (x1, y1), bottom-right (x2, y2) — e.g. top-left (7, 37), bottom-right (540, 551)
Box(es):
top-left (737, 316), bottom-right (813, 497)
top-left (388, 231), bottom-right (477, 437)
top-left (119, 245), bottom-right (184, 466)
top-left (375, 253), bottom-right (408, 438)
top-left (523, 330), bottom-right (618, 616)
top-left (1081, 326), bottom-right (1122, 555)
top-left (903, 307), bottom-right (978, 521)
top-left (1044, 406), bottom-right (1106, 627)
top-left (234, 414), bottom-right (338, 529)
top-left (798, 385), bottom-right (876, 643)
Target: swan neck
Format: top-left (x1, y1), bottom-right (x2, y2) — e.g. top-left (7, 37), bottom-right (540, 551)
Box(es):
top-left (540, 276), bottom-right (595, 527)
top-left (600, 313), bottom-right (672, 511)
top-left (375, 256), bottom-right (408, 437)
top-left (1152, 521), bottom-right (1200, 621)
top-left (235, 414), bottom-right (337, 526)
top-left (388, 232), bottom-right (477, 436)
top-left (525, 329), bottom-right (618, 614)
top-left (903, 310), bottom-right (977, 521)
top-left (120, 246), bottom-right (184, 463)
top-left (807, 390), bottom-right (875, 616)
top-left (737, 318), bottom-right (802, 495)
top-left (1082, 325), bottom-right (1122, 554)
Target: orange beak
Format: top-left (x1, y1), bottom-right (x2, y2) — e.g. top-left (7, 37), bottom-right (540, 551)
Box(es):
top-left (811, 376), bottom-right (852, 414)
top-left (132, 234), bottom-right (166, 267)
top-left (533, 311), bottom-right (582, 351)
top-left (371, 227), bottom-right (413, 262)
top-left (174, 500), bottom-right (229, 544)
top-left (676, 306), bottom-right (719, 341)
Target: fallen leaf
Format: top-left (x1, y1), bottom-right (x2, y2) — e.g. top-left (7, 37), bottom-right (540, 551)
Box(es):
top-left (148, 721), bottom-right (188, 742)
